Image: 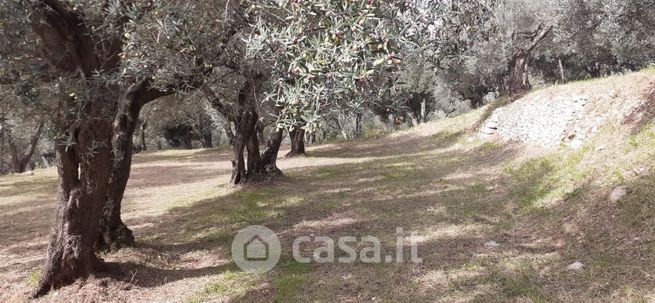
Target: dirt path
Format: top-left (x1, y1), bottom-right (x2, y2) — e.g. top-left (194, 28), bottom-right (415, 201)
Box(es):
top-left (1, 109), bottom-right (654, 302)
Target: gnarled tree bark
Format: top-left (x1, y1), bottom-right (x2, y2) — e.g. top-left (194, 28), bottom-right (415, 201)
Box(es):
top-left (286, 127), bottom-right (306, 157)
top-left (98, 80), bottom-right (169, 252)
top-left (504, 25), bottom-right (553, 98)
top-left (34, 104), bottom-right (115, 298)
top-left (31, 0), bottom-right (240, 294)
top-left (261, 129), bottom-right (284, 176)
top-left (30, 1), bottom-right (171, 295)
top-left (31, 0), bottom-right (119, 296)
top-left (203, 71), bottom-right (284, 185)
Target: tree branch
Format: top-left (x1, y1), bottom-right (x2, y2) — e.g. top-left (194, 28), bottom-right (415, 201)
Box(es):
top-left (202, 86), bottom-right (236, 121)
top-left (525, 25), bottom-right (553, 54)
top-left (120, 78), bottom-right (172, 111)
top-left (21, 123), bottom-right (44, 164)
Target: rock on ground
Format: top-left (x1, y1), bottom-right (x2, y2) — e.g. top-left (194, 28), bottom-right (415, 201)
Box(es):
top-left (567, 261), bottom-right (585, 271)
top-left (609, 186), bottom-right (629, 203)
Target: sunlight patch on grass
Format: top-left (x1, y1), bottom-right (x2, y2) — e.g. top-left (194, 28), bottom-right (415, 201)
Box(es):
top-left (422, 223), bottom-right (487, 240)
top-left (641, 64), bottom-right (655, 74)
top-left (316, 167), bottom-right (338, 176)
top-left (137, 234), bottom-right (162, 244)
top-left (25, 270), bottom-right (40, 288)
top-left (135, 148), bottom-right (218, 164)
top-left (627, 123), bottom-right (655, 154)
top-left (431, 130), bottom-right (464, 147)
top-left (136, 183), bottom-right (235, 217)
top-left (189, 268), bottom-right (254, 303)
top-left (191, 228), bottom-right (232, 245)
top-left (283, 195), bottom-right (305, 206)
top-left (272, 259), bottom-right (310, 302)
top-left (506, 158), bottom-right (555, 209)
top-left (0, 173), bottom-right (57, 205)
top-left (478, 142), bottom-right (503, 153)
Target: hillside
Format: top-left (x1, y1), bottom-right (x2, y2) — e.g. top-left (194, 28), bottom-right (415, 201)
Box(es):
top-left (2, 71), bottom-right (655, 302)
top-left (480, 72), bottom-right (655, 148)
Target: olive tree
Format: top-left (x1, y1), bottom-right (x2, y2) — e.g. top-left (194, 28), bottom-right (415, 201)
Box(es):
top-left (244, 0), bottom-right (404, 157)
top-left (0, 0), bottom-right (247, 296)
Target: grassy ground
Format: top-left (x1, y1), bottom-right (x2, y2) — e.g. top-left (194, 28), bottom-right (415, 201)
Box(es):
top-left (1, 74), bottom-right (655, 302)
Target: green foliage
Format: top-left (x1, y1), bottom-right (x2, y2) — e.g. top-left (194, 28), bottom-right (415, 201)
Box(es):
top-left (246, 1), bottom-right (405, 132)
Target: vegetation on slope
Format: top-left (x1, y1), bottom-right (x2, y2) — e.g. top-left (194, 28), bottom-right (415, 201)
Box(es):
top-left (2, 72), bottom-right (655, 302)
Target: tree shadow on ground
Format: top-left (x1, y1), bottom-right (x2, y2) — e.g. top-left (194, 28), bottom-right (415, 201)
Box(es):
top-left (5, 125), bottom-right (655, 302)
top-left (206, 143), bottom-right (653, 302)
top-left (127, 165), bottom-right (230, 188)
top-left (118, 138), bottom-right (527, 302)
top-left (308, 130), bottom-right (465, 159)
top-left (99, 261), bottom-right (235, 289)
top-left (132, 148), bottom-right (230, 165)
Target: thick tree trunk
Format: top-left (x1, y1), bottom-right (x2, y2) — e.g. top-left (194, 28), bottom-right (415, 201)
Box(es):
top-left (30, 1), bottom-right (172, 296)
top-left (286, 128), bottom-right (306, 157)
top-left (99, 80), bottom-right (169, 252)
top-left (230, 80), bottom-right (254, 185)
top-left (504, 25), bottom-right (553, 98)
top-left (245, 130), bottom-right (265, 181)
top-left (230, 127), bottom-right (284, 185)
top-left (98, 141), bottom-right (134, 252)
top-left (227, 71), bottom-right (284, 185)
top-left (261, 129), bottom-right (284, 176)
top-left (31, 3), bottom-right (117, 295)
top-left (98, 108), bottom-right (137, 252)
top-left (7, 138), bottom-right (22, 173)
top-left (230, 107), bottom-right (260, 184)
top-left (504, 50), bottom-right (531, 97)
top-left (33, 119), bottom-right (114, 298)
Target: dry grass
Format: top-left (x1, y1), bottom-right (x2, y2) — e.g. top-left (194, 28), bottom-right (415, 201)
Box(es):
top-left (2, 72), bottom-right (655, 302)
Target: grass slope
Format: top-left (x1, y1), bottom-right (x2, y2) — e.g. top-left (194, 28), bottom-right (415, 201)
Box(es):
top-left (1, 72), bottom-right (655, 302)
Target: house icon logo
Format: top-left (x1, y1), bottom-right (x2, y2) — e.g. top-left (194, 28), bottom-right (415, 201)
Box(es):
top-left (232, 225), bottom-right (281, 273)
top-left (244, 235), bottom-right (269, 261)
